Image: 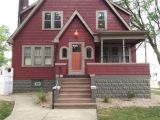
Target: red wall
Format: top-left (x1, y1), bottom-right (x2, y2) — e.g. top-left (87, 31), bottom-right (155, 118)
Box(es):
top-left (87, 63), bottom-right (150, 75)
top-left (12, 0), bottom-right (132, 80)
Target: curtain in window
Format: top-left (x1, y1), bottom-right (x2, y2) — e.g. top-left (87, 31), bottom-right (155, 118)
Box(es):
top-left (34, 47), bottom-right (41, 65)
top-left (44, 47), bottom-right (52, 65)
top-left (24, 47), bottom-right (31, 65)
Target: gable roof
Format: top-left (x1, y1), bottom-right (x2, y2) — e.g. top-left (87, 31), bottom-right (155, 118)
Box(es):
top-left (110, 1), bottom-right (131, 15)
top-left (20, 2), bottom-right (37, 14)
top-left (8, 0), bottom-right (131, 44)
top-left (8, 0), bottom-right (44, 44)
top-left (104, 0), bottom-right (131, 30)
top-left (53, 10), bottom-right (94, 43)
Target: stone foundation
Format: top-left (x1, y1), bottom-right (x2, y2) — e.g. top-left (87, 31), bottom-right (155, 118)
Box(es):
top-left (13, 80), bottom-right (55, 92)
top-left (91, 75), bottom-right (151, 98)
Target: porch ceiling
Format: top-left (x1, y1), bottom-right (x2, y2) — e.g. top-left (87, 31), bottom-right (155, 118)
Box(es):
top-left (93, 31), bottom-right (148, 44)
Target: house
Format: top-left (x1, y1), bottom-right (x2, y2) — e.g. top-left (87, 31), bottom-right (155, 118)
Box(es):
top-left (8, 0), bottom-right (150, 107)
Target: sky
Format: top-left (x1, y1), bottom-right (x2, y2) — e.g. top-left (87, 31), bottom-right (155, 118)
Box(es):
top-left (0, 0), bottom-right (160, 81)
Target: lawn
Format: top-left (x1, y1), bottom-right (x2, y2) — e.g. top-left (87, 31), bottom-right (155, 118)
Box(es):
top-left (151, 88), bottom-right (160, 95)
top-left (0, 101), bottom-right (14, 120)
top-left (97, 107), bottom-right (160, 120)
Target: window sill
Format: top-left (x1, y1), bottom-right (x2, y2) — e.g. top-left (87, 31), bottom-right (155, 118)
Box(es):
top-left (21, 65), bottom-right (54, 68)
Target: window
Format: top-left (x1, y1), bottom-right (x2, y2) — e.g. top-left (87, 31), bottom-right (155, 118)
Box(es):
top-left (34, 47), bottom-right (42, 65)
top-left (85, 46), bottom-right (94, 59)
top-left (60, 47), bottom-right (68, 59)
top-left (22, 46), bottom-right (53, 67)
top-left (43, 11), bottom-right (63, 30)
top-left (112, 47), bottom-right (119, 63)
top-left (96, 11), bottom-right (107, 29)
top-left (125, 47), bottom-right (130, 63)
top-left (44, 47), bottom-right (52, 65)
top-left (24, 47), bottom-right (32, 65)
top-left (103, 46), bottom-right (131, 63)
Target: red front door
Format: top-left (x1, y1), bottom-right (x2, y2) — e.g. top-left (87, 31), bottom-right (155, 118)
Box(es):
top-left (71, 44), bottom-right (81, 70)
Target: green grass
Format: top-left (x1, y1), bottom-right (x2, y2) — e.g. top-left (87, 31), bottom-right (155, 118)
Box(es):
top-left (97, 107), bottom-right (160, 120)
top-left (151, 88), bottom-right (160, 95)
top-left (0, 101), bottom-right (14, 120)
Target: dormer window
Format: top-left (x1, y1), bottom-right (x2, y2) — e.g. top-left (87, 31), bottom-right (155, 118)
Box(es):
top-left (43, 11), bottom-right (63, 30)
top-left (96, 10), bottom-right (107, 29)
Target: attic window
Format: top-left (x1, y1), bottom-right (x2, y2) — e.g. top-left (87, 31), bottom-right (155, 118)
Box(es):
top-left (43, 11), bottom-right (63, 30)
top-left (96, 11), bottom-right (107, 29)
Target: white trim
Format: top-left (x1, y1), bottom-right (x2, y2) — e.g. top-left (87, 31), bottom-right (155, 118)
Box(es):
top-left (68, 42), bottom-right (85, 75)
top-left (42, 11), bottom-right (63, 30)
top-left (8, 0), bottom-right (44, 44)
top-left (85, 46), bottom-right (94, 59)
top-left (55, 63), bottom-right (67, 66)
top-left (22, 45), bottom-right (54, 67)
top-left (59, 46), bottom-right (68, 60)
top-left (53, 10), bottom-right (94, 43)
top-left (96, 10), bottom-right (107, 30)
top-left (110, 1), bottom-right (131, 15)
top-left (104, 0), bottom-right (131, 30)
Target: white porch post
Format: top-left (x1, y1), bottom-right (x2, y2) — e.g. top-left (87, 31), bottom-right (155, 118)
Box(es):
top-left (144, 38), bottom-right (147, 63)
top-left (101, 40), bottom-right (104, 63)
top-left (122, 39), bottom-right (126, 63)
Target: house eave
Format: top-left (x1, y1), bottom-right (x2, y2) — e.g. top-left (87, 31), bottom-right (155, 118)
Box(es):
top-left (7, 0), bottom-right (44, 44)
top-left (93, 31), bottom-right (148, 44)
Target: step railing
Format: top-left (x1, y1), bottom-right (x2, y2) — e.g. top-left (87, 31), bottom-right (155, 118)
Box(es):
top-left (52, 67), bottom-right (62, 109)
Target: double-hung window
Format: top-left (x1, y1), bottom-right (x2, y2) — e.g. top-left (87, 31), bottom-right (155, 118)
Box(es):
top-left (23, 46), bottom-right (53, 67)
top-left (43, 11), bottom-right (63, 30)
top-left (96, 11), bottom-right (107, 29)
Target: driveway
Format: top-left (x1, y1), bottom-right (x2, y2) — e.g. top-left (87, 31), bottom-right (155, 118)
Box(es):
top-left (4, 93), bottom-right (97, 120)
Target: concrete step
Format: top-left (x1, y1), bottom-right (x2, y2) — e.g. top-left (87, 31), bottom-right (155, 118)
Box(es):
top-left (59, 93), bottom-right (91, 98)
top-left (61, 85), bottom-right (90, 88)
top-left (54, 103), bottom-right (96, 109)
top-left (61, 88), bottom-right (90, 92)
top-left (56, 98), bottom-right (92, 103)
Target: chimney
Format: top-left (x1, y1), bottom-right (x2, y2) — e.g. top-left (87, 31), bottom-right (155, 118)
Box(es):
top-left (18, 0), bottom-right (29, 25)
top-left (19, 0), bottom-right (29, 12)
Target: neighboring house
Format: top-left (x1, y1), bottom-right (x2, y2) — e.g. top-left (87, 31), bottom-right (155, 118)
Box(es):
top-left (8, 0), bottom-right (150, 107)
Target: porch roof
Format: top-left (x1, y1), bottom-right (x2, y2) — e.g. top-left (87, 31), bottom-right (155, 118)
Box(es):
top-left (93, 31), bottom-right (148, 44)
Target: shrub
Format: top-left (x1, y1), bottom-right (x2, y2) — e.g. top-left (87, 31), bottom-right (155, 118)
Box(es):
top-left (103, 95), bottom-right (112, 103)
top-left (127, 91), bottom-right (135, 100)
top-left (36, 89), bottom-right (47, 103)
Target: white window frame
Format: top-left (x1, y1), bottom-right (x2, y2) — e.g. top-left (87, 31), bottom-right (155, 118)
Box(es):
top-left (42, 11), bottom-right (63, 30)
top-left (96, 10), bottom-right (107, 29)
top-left (59, 46), bottom-right (68, 60)
top-left (85, 46), bottom-right (94, 59)
top-left (22, 45), bottom-right (54, 67)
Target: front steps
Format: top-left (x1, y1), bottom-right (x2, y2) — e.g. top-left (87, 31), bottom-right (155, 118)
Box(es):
top-left (55, 77), bottom-right (96, 109)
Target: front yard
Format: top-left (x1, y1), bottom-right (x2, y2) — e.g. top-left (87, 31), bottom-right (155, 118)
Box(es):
top-left (97, 90), bottom-right (160, 120)
top-left (0, 101), bottom-right (14, 120)
top-left (97, 107), bottom-right (160, 120)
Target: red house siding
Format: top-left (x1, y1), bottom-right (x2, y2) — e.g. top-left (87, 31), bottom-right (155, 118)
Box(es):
top-left (12, 0), bottom-right (134, 80)
top-left (87, 63), bottom-right (150, 75)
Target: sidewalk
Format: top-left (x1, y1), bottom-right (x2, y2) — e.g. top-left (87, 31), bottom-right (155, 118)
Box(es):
top-left (4, 93), bottom-right (97, 120)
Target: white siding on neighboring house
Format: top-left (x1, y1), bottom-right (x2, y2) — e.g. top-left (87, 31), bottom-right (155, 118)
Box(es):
top-left (0, 69), bottom-right (13, 95)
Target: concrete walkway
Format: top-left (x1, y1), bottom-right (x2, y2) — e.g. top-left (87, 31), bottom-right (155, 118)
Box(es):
top-left (3, 93), bottom-right (97, 120)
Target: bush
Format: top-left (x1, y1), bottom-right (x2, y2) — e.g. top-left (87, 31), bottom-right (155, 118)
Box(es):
top-left (103, 95), bottom-right (112, 103)
top-left (36, 89), bottom-right (47, 103)
top-left (127, 91), bottom-right (135, 100)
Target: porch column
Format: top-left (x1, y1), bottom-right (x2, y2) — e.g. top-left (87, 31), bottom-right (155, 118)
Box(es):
top-left (122, 39), bottom-right (126, 63)
top-left (144, 38), bottom-right (147, 63)
top-left (101, 40), bottom-right (104, 63)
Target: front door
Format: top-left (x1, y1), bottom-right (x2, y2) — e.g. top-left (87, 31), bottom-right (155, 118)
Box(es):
top-left (69, 42), bottom-right (84, 75)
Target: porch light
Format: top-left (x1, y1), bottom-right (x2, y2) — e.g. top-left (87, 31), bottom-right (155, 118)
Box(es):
top-left (74, 29), bottom-right (78, 36)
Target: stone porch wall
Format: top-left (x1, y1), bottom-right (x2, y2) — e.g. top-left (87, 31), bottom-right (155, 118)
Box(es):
top-left (91, 75), bottom-right (151, 98)
top-left (13, 80), bottom-right (55, 92)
